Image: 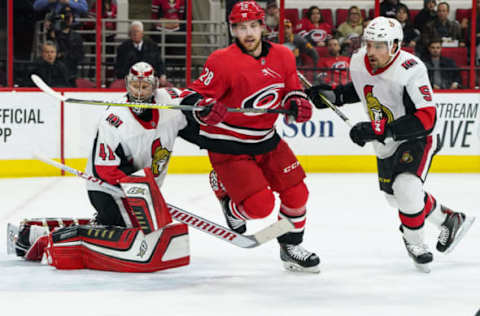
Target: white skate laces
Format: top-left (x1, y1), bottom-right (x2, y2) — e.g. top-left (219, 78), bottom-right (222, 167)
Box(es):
top-left (284, 244), bottom-right (312, 261)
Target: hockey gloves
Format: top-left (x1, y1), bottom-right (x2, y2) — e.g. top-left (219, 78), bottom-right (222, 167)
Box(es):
top-left (305, 84), bottom-right (341, 109)
top-left (284, 92), bottom-right (313, 123)
top-left (349, 119), bottom-right (390, 147)
top-left (195, 97), bottom-right (228, 125)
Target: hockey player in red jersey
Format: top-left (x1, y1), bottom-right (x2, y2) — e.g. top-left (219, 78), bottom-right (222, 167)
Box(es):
top-left (307, 16), bottom-right (475, 272)
top-left (180, 1), bottom-right (319, 273)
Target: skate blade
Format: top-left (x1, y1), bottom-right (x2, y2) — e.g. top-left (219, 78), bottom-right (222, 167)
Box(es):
top-left (413, 261), bottom-right (431, 273)
top-left (6, 223), bottom-right (19, 255)
top-left (444, 216), bottom-right (476, 254)
top-left (282, 261), bottom-right (320, 274)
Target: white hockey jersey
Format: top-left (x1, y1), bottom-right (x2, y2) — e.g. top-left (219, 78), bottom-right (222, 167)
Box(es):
top-left (86, 88), bottom-right (187, 194)
top-left (349, 47), bottom-right (437, 158)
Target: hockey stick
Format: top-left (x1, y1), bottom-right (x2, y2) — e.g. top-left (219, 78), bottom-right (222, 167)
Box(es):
top-left (31, 74), bottom-right (291, 115)
top-left (33, 153), bottom-right (294, 248)
top-left (297, 71), bottom-right (353, 127)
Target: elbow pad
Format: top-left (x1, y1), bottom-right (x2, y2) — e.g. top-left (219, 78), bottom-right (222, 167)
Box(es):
top-left (388, 115), bottom-right (432, 141)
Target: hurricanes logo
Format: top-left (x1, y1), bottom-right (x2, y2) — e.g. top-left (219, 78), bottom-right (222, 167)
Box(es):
top-left (151, 139), bottom-right (171, 176)
top-left (364, 85), bottom-right (394, 123)
top-left (400, 151), bottom-right (414, 164)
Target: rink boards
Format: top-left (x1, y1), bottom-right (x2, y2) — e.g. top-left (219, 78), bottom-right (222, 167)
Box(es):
top-left (0, 90), bottom-right (479, 177)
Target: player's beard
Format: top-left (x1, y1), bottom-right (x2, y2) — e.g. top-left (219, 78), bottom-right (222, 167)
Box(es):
top-left (241, 36), bottom-right (262, 55)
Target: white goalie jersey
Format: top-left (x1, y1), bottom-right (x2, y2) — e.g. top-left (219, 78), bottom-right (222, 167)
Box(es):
top-left (349, 47), bottom-right (437, 159)
top-left (85, 87), bottom-right (187, 194)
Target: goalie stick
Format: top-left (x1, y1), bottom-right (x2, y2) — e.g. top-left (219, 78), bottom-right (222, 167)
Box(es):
top-left (31, 74), bottom-right (292, 115)
top-left (33, 153), bottom-right (294, 248)
top-left (297, 71), bottom-right (353, 127)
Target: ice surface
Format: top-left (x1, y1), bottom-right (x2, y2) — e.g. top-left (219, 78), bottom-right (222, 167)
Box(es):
top-left (0, 173), bottom-right (479, 316)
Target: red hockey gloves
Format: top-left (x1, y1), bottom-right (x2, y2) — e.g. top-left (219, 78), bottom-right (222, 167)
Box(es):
top-left (284, 92), bottom-right (313, 123)
top-left (349, 120), bottom-right (389, 147)
top-left (195, 98), bottom-right (228, 125)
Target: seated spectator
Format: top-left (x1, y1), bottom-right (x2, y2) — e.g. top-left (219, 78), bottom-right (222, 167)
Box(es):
top-left (317, 38), bottom-right (350, 87)
top-left (29, 41), bottom-right (71, 87)
top-left (264, 1), bottom-right (280, 41)
top-left (464, 0), bottom-right (480, 65)
top-left (295, 6), bottom-right (333, 47)
top-left (422, 39), bottom-right (462, 89)
top-left (380, 0), bottom-right (402, 18)
top-left (116, 21), bottom-right (168, 86)
top-left (151, 0), bottom-right (186, 69)
top-left (280, 19), bottom-right (319, 67)
top-left (336, 6), bottom-right (363, 41)
top-left (33, 0), bottom-right (87, 17)
top-left (85, 0), bottom-right (117, 33)
top-left (415, 0), bottom-right (437, 32)
top-left (420, 2), bottom-right (464, 54)
top-left (46, 5), bottom-right (84, 86)
top-left (395, 3), bottom-right (420, 48)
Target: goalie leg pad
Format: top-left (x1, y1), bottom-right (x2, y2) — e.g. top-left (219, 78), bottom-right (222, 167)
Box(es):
top-left (119, 168), bottom-right (172, 234)
top-left (46, 223), bottom-right (190, 272)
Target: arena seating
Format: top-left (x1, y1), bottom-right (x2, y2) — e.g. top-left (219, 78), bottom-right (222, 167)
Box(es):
top-left (300, 8), bottom-right (334, 27)
top-left (335, 8), bottom-right (367, 27)
top-left (109, 79), bottom-right (126, 89)
top-left (75, 78), bottom-right (96, 88)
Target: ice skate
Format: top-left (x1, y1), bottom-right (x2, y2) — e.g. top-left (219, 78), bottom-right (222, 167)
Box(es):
top-left (209, 170), bottom-right (246, 234)
top-left (402, 236), bottom-right (433, 273)
top-left (280, 243), bottom-right (320, 273)
top-left (436, 207), bottom-right (475, 254)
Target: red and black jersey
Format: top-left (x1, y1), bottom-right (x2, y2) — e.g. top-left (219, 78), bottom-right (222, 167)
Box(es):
top-left (151, 0), bottom-right (185, 20)
top-left (185, 41), bottom-right (303, 155)
top-left (317, 55), bottom-right (351, 88)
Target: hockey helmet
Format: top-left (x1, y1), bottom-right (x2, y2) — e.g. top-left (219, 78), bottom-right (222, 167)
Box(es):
top-left (126, 62), bottom-right (158, 114)
top-left (363, 16), bottom-right (403, 56)
top-left (229, 1), bottom-right (265, 25)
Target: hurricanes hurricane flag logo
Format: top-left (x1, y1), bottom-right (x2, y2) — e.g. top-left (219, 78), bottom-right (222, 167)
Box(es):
top-left (363, 85), bottom-right (393, 135)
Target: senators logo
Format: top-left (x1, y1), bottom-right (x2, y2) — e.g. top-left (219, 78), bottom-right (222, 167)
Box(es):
top-left (151, 139), bottom-right (171, 176)
top-left (400, 151), bottom-right (414, 164)
top-left (363, 85), bottom-right (394, 124)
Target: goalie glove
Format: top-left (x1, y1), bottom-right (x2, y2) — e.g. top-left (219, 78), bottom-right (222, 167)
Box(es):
top-left (283, 91), bottom-right (313, 123)
top-left (194, 97), bottom-right (228, 125)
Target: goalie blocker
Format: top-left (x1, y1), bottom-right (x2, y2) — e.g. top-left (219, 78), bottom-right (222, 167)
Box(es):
top-left (12, 168), bottom-right (190, 272)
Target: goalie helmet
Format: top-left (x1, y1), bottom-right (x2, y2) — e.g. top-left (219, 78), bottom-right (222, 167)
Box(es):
top-left (229, 1), bottom-right (265, 25)
top-left (363, 16), bottom-right (403, 56)
top-left (126, 62), bottom-right (158, 114)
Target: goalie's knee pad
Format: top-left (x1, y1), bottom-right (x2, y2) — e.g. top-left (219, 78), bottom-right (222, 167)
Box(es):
top-left (279, 181), bottom-right (309, 211)
top-left (241, 188), bottom-right (275, 219)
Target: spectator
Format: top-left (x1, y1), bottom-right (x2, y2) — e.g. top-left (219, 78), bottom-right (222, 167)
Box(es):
top-left (420, 2), bottom-right (464, 52)
top-left (295, 6), bottom-right (333, 47)
top-left (465, 0), bottom-right (480, 65)
top-left (85, 0), bottom-right (117, 33)
top-left (422, 39), bottom-right (462, 89)
top-left (264, 1), bottom-right (279, 41)
top-left (29, 41), bottom-right (70, 87)
top-left (395, 3), bottom-right (420, 48)
top-left (380, 0), bottom-right (402, 18)
top-left (279, 19), bottom-right (319, 67)
top-left (33, 0), bottom-right (87, 17)
top-left (336, 6), bottom-right (363, 41)
top-left (317, 38), bottom-right (350, 87)
top-left (116, 21), bottom-right (167, 86)
top-left (46, 5), bottom-right (84, 86)
top-left (151, 0), bottom-right (186, 70)
top-left (414, 0), bottom-right (437, 32)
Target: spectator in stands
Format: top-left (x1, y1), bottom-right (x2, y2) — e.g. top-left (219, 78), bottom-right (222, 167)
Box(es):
top-left (420, 2), bottom-right (465, 52)
top-left (85, 0), bottom-right (117, 33)
top-left (116, 21), bottom-right (168, 86)
top-left (422, 39), bottom-right (462, 89)
top-left (264, 1), bottom-right (280, 41)
top-left (336, 6), bottom-right (363, 41)
top-left (280, 19), bottom-right (319, 67)
top-left (317, 38), bottom-right (350, 87)
top-left (151, 0), bottom-right (186, 70)
top-left (414, 0), bottom-right (437, 32)
top-left (464, 0), bottom-right (480, 65)
top-left (29, 41), bottom-right (71, 87)
top-left (46, 5), bottom-right (84, 86)
top-left (33, 0), bottom-right (87, 17)
top-left (396, 3), bottom-right (420, 48)
top-left (295, 6), bottom-right (333, 47)
top-left (380, 0), bottom-right (402, 18)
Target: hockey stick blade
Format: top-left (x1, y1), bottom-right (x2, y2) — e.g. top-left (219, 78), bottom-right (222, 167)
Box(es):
top-left (168, 204), bottom-right (294, 248)
top-left (297, 71), bottom-right (352, 127)
top-left (7, 223), bottom-right (19, 255)
top-left (31, 74), bottom-right (67, 102)
top-left (34, 154), bottom-right (293, 248)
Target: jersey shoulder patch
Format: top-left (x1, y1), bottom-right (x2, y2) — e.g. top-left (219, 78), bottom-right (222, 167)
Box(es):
top-left (105, 113), bottom-right (124, 128)
top-left (401, 58), bottom-right (418, 70)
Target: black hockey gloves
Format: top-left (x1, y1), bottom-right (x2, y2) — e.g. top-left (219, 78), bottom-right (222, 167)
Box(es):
top-left (349, 121), bottom-right (390, 147)
top-left (305, 84), bottom-right (340, 109)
